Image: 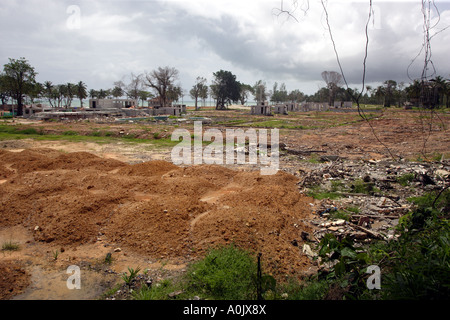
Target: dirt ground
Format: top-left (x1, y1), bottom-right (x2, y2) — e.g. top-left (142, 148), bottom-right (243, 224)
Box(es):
top-left (0, 146), bottom-right (315, 300)
top-left (0, 109), bottom-right (448, 300)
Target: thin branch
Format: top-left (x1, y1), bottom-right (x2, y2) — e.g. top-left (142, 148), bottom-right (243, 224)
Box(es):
top-left (272, 0), bottom-right (299, 23)
top-left (320, 0), bottom-right (397, 160)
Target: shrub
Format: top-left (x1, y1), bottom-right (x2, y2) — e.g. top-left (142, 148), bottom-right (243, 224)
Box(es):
top-left (186, 244), bottom-right (260, 300)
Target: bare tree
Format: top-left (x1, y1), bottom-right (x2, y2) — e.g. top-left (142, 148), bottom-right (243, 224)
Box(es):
top-left (145, 66), bottom-right (179, 108)
top-left (321, 71), bottom-right (343, 106)
top-left (115, 73), bottom-right (144, 103)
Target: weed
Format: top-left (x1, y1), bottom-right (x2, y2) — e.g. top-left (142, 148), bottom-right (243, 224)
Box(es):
top-left (104, 252), bottom-right (113, 265)
top-left (52, 249), bottom-right (60, 260)
top-left (1, 240), bottom-right (20, 251)
top-left (329, 210), bottom-right (352, 221)
top-left (307, 185), bottom-right (341, 200)
top-left (396, 173), bottom-right (416, 186)
top-left (121, 267), bottom-right (141, 286)
top-left (90, 131), bottom-right (102, 137)
top-left (133, 279), bottom-right (179, 300)
top-left (345, 206), bottom-right (361, 214)
top-left (350, 179), bottom-right (378, 194)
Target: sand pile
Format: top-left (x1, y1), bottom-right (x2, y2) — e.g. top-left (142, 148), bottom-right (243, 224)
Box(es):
top-left (0, 148), bottom-right (314, 278)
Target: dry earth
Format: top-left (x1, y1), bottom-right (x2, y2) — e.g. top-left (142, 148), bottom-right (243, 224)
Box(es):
top-left (0, 109), bottom-right (448, 300)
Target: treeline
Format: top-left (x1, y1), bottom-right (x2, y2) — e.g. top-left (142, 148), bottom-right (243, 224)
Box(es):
top-left (1, 57), bottom-right (449, 116)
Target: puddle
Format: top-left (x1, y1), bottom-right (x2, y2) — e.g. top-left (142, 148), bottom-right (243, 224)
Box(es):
top-left (12, 266), bottom-right (118, 300)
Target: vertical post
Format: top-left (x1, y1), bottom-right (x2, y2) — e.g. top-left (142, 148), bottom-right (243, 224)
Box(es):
top-left (257, 252), bottom-right (263, 300)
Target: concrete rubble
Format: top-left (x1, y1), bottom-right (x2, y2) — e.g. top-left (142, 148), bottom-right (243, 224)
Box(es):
top-left (288, 155), bottom-right (449, 248)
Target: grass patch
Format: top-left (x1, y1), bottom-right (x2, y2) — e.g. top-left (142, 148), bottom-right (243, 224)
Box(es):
top-left (2, 240), bottom-right (20, 251)
top-left (0, 124), bottom-right (180, 149)
top-left (307, 185), bottom-right (342, 200)
top-left (329, 210), bottom-right (352, 221)
top-left (244, 119), bottom-right (310, 129)
top-left (185, 244), bottom-right (260, 300)
top-left (62, 130), bottom-right (78, 136)
top-left (350, 179), bottom-right (379, 194)
top-left (132, 279), bottom-right (179, 300)
top-left (396, 173), bottom-right (416, 186)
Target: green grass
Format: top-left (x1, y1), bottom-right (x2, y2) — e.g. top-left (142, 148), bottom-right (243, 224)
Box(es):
top-left (329, 210), bottom-right (352, 221)
top-left (185, 244), bottom-right (259, 300)
top-left (131, 244), bottom-right (279, 300)
top-left (1, 240), bottom-right (20, 252)
top-left (132, 279), bottom-right (179, 300)
top-left (307, 187), bottom-right (342, 200)
top-left (242, 119), bottom-right (311, 129)
top-left (396, 173), bottom-right (416, 186)
top-left (0, 124), bottom-right (180, 149)
top-left (350, 179), bottom-right (379, 194)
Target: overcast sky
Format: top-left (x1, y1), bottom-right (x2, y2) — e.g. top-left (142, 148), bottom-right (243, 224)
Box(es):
top-left (1, 0), bottom-right (449, 99)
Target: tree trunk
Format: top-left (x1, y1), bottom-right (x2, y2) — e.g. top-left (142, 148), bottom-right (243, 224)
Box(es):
top-left (16, 95), bottom-right (23, 116)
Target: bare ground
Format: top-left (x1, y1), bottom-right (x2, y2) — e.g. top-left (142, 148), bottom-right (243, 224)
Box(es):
top-left (0, 109), bottom-right (448, 300)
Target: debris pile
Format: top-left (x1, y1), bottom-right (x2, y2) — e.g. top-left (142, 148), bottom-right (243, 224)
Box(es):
top-left (296, 156), bottom-right (449, 245)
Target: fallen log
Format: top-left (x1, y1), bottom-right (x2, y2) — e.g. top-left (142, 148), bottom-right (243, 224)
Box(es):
top-left (348, 222), bottom-right (386, 240)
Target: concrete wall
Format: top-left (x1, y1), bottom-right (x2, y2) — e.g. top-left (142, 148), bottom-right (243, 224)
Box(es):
top-left (89, 99), bottom-right (137, 109)
top-left (273, 104), bottom-right (288, 115)
top-left (251, 104), bottom-right (272, 116)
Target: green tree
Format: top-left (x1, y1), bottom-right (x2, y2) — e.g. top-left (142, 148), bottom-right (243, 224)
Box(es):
top-left (97, 89), bottom-right (108, 99)
top-left (2, 57), bottom-right (38, 116)
top-left (60, 83), bottom-right (76, 108)
top-left (138, 90), bottom-right (152, 107)
top-left (111, 85), bottom-right (124, 98)
top-left (0, 73), bottom-right (11, 106)
top-left (190, 77), bottom-right (208, 110)
top-left (27, 82), bottom-right (43, 104)
top-left (89, 89), bottom-right (98, 99)
top-left (431, 75), bottom-right (447, 107)
top-left (76, 81), bottom-right (87, 108)
top-left (167, 85), bottom-right (183, 104)
top-left (211, 70), bottom-right (241, 110)
top-left (288, 89), bottom-right (305, 103)
top-left (43, 81), bottom-right (55, 108)
top-left (238, 83), bottom-right (254, 106)
top-left (382, 80), bottom-right (397, 107)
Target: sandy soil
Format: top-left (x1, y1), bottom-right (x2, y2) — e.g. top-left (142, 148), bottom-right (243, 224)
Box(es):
top-left (0, 109), bottom-right (448, 300)
top-left (0, 147), bottom-right (315, 300)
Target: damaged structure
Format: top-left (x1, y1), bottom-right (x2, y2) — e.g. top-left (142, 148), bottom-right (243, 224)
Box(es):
top-left (251, 101), bottom-right (272, 116)
top-left (89, 98), bottom-right (137, 110)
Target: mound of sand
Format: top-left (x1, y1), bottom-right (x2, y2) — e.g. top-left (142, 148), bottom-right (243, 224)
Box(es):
top-left (0, 148), bottom-right (314, 278)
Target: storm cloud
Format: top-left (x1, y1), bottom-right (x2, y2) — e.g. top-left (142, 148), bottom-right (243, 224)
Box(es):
top-left (1, 0), bottom-right (449, 96)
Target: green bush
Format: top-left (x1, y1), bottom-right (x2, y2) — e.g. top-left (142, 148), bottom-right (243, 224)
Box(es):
top-left (186, 244), bottom-right (260, 300)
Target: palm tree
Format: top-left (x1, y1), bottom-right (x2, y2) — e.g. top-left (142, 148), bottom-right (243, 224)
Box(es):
top-left (76, 81), bottom-right (87, 108)
top-left (430, 76), bottom-right (447, 107)
top-left (405, 80), bottom-right (421, 107)
top-left (43, 81), bottom-right (55, 108)
top-left (89, 89), bottom-right (97, 99)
